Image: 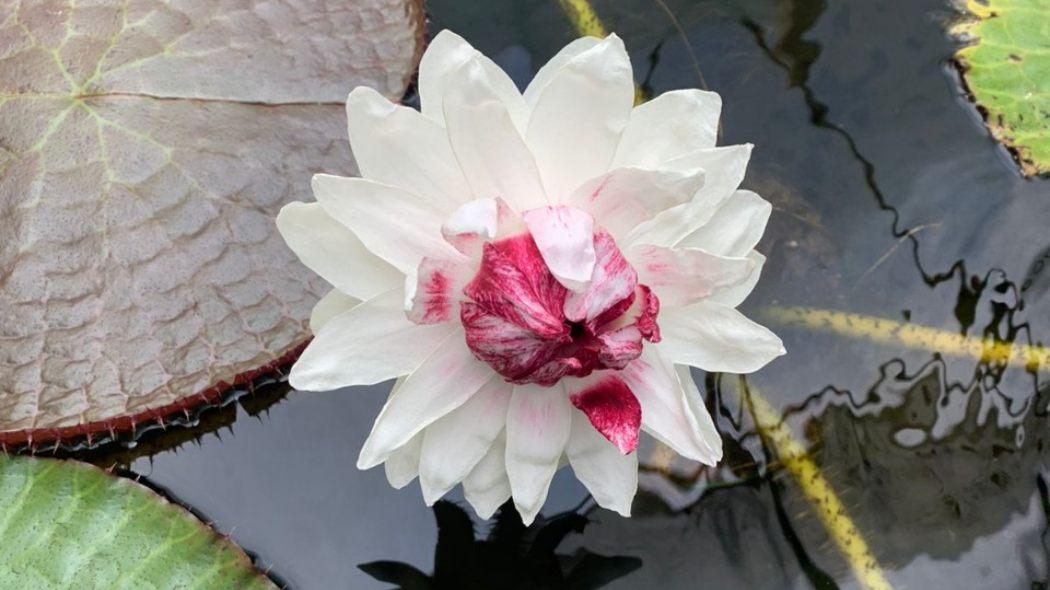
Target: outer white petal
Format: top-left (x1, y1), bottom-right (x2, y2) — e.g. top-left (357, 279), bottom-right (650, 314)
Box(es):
top-left (565, 408), bottom-right (638, 516)
top-left (290, 289), bottom-right (456, 391)
top-left (565, 167), bottom-right (704, 238)
top-left (358, 328), bottom-right (495, 469)
top-left (678, 190), bottom-right (771, 256)
top-left (418, 375), bottom-right (513, 504)
top-left (443, 58), bottom-right (548, 212)
top-left (419, 30), bottom-right (528, 131)
top-left (628, 144), bottom-right (753, 248)
top-left (660, 301), bottom-right (785, 374)
top-left (276, 201), bottom-right (400, 300)
top-left (525, 35), bottom-right (634, 200)
top-left (384, 425), bottom-right (422, 489)
top-left (505, 383), bottom-right (573, 525)
top-left (709, 251), bottom-right (765, 308)
top-left (462, 432), bottom-right (511, 519)
top-left (309, 289), bottom-right (359, 334)
top-left (612, 89), bottom-right (722, 168)
top-left (621, 347), bottom-right (719, 464)
top-left (346, 86), bottom-right (472, 208)
top-left (523, 36), bottom-right (602, 107)
top-left (626, 244), bottom-right (756, 308)
top-left (522, 206), bottom-right (596, 292)
top-left (676, 365), bottom-right (723, 463)
top-left (312, 174), bottom-right (463, 275)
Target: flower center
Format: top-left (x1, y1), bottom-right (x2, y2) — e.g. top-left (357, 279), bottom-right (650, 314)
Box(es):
top-left (460, 230), bottom-right (660, 386)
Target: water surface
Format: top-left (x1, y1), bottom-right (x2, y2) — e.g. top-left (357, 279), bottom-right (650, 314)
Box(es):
top-left (88, 0), bottom-right (1050, 587)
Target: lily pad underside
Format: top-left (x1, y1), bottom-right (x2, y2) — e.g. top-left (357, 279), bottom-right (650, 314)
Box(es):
top-left (0, 0), bottom-right (424, 447)
top-left (954, 0), bottom-right (1050, 176)
top-left (0, 454), bottom-right (278, 589)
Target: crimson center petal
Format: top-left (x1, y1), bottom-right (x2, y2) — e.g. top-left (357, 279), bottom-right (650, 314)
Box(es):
top-left (460, 228), bottom-right (659, 387)
top-left (568, 375), bottom-right (642, 454)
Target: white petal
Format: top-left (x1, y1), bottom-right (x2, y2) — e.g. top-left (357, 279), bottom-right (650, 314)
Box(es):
top-left (346, 86), bottom-right (472, 208)
top-left (565, 167), bottom-right (704, 238)
top-left (612, 89), bottom-right (722, 169)
top-left (626, 245), bottom-right (756, 308)
top-left (442, 198), bottom-right (524, 257)
top-left (358, 329), bottom-right (494, 469)
top-left (628, 144), bottom-right (753, 248)
top-left (276, 201), bottom-right (400, 300)
top-left (620, 347), bottom-right (719, 464)
top-left (676, 365), bottom-right (723, 463)
top-left (525, 35), bottom-right (634, 200)
top-left (419, 30), bottom-right (528, 131)
top-left (443, 58), bottom-right (548, 213)
top-left (443, 198), bottom-right (499, 241)
top-left (384, 424), bottom-right (422, 489)
top-left (709, 251), bottom-right (765, 308)
top-left (462, 432), bottom-right (511, 519)
top-left (309, 289), bottom-right (359, 334)
top-left (418, 375), bottom-right (513, 504)
top-left (522, 206), bottom-right (596, 292)
top-left (678, 190), bottom-right (771, 257)
top-left (523, 36), bottom-right (602, 107)
top-left (290, 289), bottom-right (456, 391)
top-left (505, 383), bottom-right (573, 525)
top-left (660, 301), bottom-right (785, 374)
top-left (565, 408), bottom-right (638, 516)
top-left (312, 174), bottom-right (463, 276)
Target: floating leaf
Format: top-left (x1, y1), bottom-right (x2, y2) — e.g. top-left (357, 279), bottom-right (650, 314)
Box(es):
top-left (0, 0), bottom-right (424, 447)
top-left (0, 454), bottom-right (277, 588)
top-left (954, 0), bottom-right (1050, 176)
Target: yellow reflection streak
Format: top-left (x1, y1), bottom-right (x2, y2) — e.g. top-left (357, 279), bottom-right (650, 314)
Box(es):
top-left (552, 3), bottom-right (895, 588)
top-left (764, 306), bottom-right (1048, 372)
top-left (747, 389), bottom-right (893, 590)
top-left (553, 0), bottom-right (647, 104)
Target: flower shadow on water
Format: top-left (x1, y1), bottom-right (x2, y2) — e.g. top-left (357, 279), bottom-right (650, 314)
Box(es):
top-left (358, 500), bottom-right (641, 590)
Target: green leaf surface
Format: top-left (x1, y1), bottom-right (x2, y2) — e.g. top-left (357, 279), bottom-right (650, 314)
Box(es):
top-left (0, 454), bottom-right (277, 589)
top-left (954, 0), bottom-right (1050, 176)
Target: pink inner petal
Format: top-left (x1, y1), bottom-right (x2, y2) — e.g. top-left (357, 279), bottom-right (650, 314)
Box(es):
top-left (596, 325), bottom-right (643, 370)
top-left (569, 375), bottom-right (642, 454)
top-left (522, 205), bottom-right (596, 291)
top-left (464, 234), bottom-right (568, 337)
top-left (635, 285), bottom-right (661, 342)
top-left (564, 230), bottom-right (638, 328)
top-left (408, 257), bottom-right (469, 324)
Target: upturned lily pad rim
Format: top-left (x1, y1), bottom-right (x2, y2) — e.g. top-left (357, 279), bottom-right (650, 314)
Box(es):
top-left (4, 341), bottom-right (307, 452)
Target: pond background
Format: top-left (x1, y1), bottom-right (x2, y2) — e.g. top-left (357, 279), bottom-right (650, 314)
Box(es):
top-left (90, 0), bottom-right (1050, 587)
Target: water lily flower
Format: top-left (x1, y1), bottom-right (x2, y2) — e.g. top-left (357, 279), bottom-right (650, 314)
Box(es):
top-left (277, 30), bottom-right (784, 524)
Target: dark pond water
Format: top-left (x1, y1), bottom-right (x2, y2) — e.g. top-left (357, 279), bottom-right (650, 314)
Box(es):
top-left (76, 0), bottom-right (1050, 587)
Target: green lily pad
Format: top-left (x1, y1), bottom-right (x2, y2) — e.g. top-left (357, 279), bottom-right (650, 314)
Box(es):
top-left (0, 455), bottom-right (276, 589)
top-left (954, 0), bottom-right (1050, 176)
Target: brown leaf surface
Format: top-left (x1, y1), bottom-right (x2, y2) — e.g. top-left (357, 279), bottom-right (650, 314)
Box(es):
top-left (0, 0), bottom-right (424, 445)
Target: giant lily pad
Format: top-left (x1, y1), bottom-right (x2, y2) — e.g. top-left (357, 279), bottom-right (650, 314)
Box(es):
top-left (0, 0), bottom-right (424, 447)
top-left (0, 454), bottom-right (277, 588)
top-left (954, 0), bottom-right (1050, 176)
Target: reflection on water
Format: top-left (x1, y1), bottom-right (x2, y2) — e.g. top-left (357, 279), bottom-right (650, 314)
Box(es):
top-left (359, 501), bottom-right (641, 589)
top-left (53, 0), bottom-right (1050, 587)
